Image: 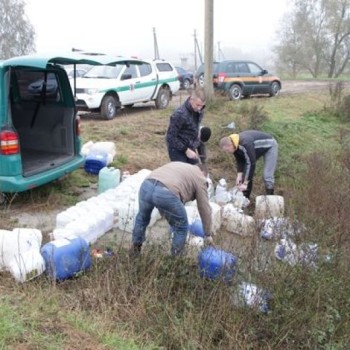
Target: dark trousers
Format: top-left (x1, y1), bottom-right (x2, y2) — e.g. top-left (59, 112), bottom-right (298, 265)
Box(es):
top-left (167, 147), bottom-right (199, 165)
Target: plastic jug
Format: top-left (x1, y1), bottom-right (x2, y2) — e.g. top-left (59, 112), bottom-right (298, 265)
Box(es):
top-left (189, 219), bottom-right (205, 238)
top-left (41, 236), bottom-right (91, 280)
top-left (84, 153), bottom-right (108, 175)
top-left (198, 247), bottom-right (237, 283)
top-left (206, 176), bottom-right (215, 199)
top-left (215, 178), bottom-right (230, 204)
top-left (231, 188), bottom-right (250, 209)
top-left (98, 167), bottom-right (121, 193)
top-left (8, 250), bottom-right (46, 283)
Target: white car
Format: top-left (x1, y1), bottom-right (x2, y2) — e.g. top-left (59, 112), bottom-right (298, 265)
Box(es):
top-left (72, 57), bottom-right (180, 119)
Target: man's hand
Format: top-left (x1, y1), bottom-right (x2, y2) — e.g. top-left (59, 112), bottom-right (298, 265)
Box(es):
top-left (235, 173), bottom-right (243, 186)
top-left (238, 183), bottom-right (248, 192)
top-left (185, 148), bottom-right (199, 160)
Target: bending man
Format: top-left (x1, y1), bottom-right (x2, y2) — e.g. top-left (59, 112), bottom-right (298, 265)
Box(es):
top-left (219, 130), bottom-right (278, 199)
top-left (131, 162), bottom-right (213, 256)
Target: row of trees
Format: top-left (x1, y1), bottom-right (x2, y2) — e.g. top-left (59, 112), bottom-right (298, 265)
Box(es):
top-left (0, 0), bottom-right (35, 60)
top-left (1, 0), bottom-right (350, 80)
top-left (274, 0), bottom-right (350, 78)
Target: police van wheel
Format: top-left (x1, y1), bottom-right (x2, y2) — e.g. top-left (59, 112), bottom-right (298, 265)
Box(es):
top-left (155, 87), bottom-right (170, 109)
top-left (101, 95), bottom-right (119, 119)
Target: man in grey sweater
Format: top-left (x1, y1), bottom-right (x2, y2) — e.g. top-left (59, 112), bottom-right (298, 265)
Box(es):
top-left (131, 162), bottom-right (213, 256)
top-left (219, 130), bottom-right (278, 199)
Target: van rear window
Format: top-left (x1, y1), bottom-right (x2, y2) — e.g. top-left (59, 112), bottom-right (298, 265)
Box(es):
top-left (12, 70), bottom-right (61, 101)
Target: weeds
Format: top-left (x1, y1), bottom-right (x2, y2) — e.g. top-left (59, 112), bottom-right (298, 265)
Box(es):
top-left (325, 81), bottom-right (350, 122)
top-left (2, 89), bottom-right (350, 348)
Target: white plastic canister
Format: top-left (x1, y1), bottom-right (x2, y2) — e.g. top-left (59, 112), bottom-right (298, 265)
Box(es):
top-left (255, 195), bottom-right (284, 220)
top-left (8, 250), bottom-right (46, 283)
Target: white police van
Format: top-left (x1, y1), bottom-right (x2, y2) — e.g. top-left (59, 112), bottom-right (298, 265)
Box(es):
top-left (72, 58), bottom-right (180, 119)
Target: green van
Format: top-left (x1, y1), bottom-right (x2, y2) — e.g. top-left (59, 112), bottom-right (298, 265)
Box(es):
top-left (0, 53), bottom-right (140, 202)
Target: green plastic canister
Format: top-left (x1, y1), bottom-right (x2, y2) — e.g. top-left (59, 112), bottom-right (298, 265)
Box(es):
top-left (98, 167), bottom-right (121, 193)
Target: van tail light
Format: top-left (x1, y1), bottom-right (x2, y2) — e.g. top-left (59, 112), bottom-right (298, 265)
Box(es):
top-left (0, 129), bottom-right (20, 155)
top-left (218, 73), bottom-right (227, 83)
top-left (76, 116), bottom-right (81, 136)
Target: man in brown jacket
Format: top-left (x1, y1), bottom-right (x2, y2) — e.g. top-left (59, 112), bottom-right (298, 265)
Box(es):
top-left (131, 162), bottom-right (213, 256)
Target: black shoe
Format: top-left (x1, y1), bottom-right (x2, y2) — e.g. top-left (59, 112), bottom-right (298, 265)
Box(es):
top-left (266, 188), bottom-right (274, 195)
top-left (129, 243), bottom-right (142, 258)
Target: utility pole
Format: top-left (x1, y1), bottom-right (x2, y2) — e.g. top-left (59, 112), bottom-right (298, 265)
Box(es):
top-left (194, 29), bottom-right (197, 71)
top-left (204, 0), bottom-right (214, 98)
top-left (194, 29), bottom-right (203, 71)
top-left (153, 27), bottom-right (160, 60)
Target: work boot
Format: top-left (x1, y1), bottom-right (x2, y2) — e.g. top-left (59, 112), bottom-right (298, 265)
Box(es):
top-left (129, 243), bottom-right (142, 258)
top-left (266, 188), bottom-right (274, 195)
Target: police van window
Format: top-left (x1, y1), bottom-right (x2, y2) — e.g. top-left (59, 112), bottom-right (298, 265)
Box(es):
top-left (123, 64), bottom-right (138, 79)
top-left (139, 63), bottom-right (152, 77)
top-left (156, 63), bottom-right (173, 72)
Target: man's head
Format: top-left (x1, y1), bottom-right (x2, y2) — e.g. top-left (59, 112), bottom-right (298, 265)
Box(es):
top-left (200, 126), bottom-right (211, 143)
top-left (190, 88), bottom-right (206, 112)
top-left (219, 134), bottom-right (238, 153)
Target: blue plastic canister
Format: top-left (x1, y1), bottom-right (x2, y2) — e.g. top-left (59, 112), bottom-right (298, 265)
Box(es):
top-left (98, 167), bottom-right (121, 193)
top-left (189, 219), bottom-right (205, 238)
top-left (198, 247), bottom-right (237, 283)
top-left (41, 236), bottom-right (91, 280)
top-left (84, 153), bottom-right (108, 175)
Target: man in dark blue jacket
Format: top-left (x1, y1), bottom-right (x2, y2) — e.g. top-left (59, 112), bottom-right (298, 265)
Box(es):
top-left (219, 130), bottom-right (278, 199)
top-left (166, 88), bottom-right (206, 164)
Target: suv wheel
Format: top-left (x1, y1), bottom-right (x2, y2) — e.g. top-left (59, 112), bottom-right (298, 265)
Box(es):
top-left (269, 81), bottom-right (281, 97)
top-left (155, 87), bottom-right (170, 109)
top-left (198, 74), bottom-right (205, 87)
top-left (228, 84), bottom-right (243, 100)
top-left (101, 95), bottom-right (119, 119)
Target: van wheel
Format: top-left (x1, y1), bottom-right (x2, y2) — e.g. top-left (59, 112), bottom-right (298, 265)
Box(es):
top-left (155, 87), bottom-right (170, 109)
top-left (228, 84), bottom-right (243, 100)
top-left (269, 81), bottom-right (281, 97)
top-left (0, 192), bottom-right (6, 205)
top-left (101, 95), bottom-right (119, 119)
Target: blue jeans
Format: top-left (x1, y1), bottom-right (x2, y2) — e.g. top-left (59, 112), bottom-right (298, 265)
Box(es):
top-left (167, 147), bottom-right (199, 165)
top-left (132, 179), bottom-right (188, 256)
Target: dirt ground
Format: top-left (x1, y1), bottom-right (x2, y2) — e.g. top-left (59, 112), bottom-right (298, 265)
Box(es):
top-left (280, 79), bottom-right (350, 94)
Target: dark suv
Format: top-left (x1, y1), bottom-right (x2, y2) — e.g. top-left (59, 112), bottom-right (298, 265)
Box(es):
top-left (194, 62), bottom-right (220, 87)
top-left (213, 60), bottom-right (281, 100)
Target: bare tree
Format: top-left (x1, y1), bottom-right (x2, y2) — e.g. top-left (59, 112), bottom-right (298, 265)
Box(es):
top-left (274, 12), bottom-right (305, 78)
top-left (0, 0), bottom-right (35, 59)
top-left (274, 0), bottom-right (350, 78)
top-left (323, 0), bottom-right (350, 77)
